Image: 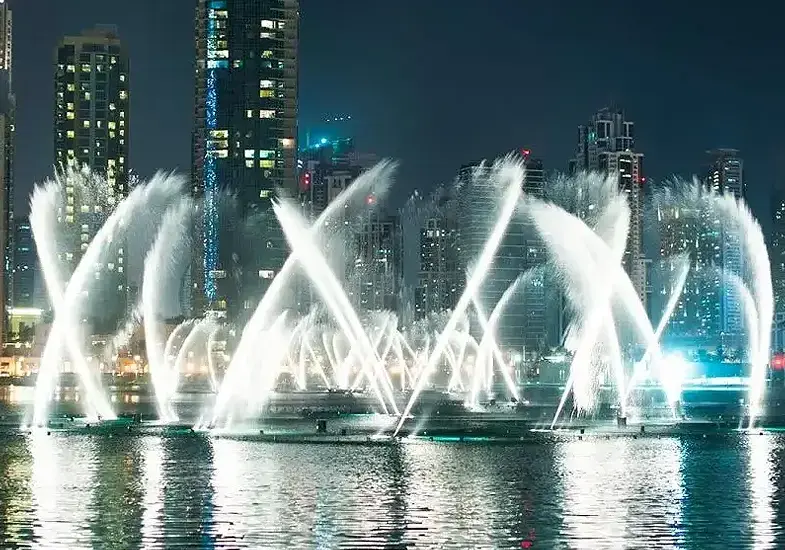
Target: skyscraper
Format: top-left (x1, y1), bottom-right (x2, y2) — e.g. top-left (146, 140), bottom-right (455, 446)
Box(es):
top-left (54, 26), bottom-right (129, 329)
top-left (0, 0), bottom-right (12, 341)
top-left (191, 0), bottom-right (299, 319)
top-left (457, 151), bottom-right (548, 355)
top-left (11, 217), bottom-right (34, 308)
top-left (772, 191), bottom-right (785, 312)
top-left (351, 211), bottom-right (402, 312)
top-left (415, 194), bottom-right (461, 319)
top-left (658, 149), bottom-right (746, 349)
top-left (704, 149), bottom-right (744, 340)
top-left (570, 108), bottom-right (646, 310)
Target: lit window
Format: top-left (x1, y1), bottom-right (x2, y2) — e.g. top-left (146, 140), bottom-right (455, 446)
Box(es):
top-left (260, 32), bottom-right (274, 39)
top-left (259, 270), bottom-right (275, 279)
top-left (259, 109), bottom-right (275, 119)
top-left (67, 83), bottom-right (75, 92)
top-left (120, 111), bottom-right (125, 119)
top-left (80, 243), bottom-right (88, 251)
top-left (260, 160), bottom-right (274, 168)
top-left (66, 111), bottom-right (74, 120)
top-left (261, 50), bottom-right (273, 59)
top-left (210, 129), bottom-right (228, 138)
top-left (119, 90), bottom-right (127, 100)
top-left (233, 60), bottom-right (243, 68)
top-left (246, 109), bottom-right (253, 118)
top-left (81, 63), bottom-right (91, 73)
top-left (84, 92), bottom-right (90, 100)
top-left (96, 120), bottom-right (103, 129)
top-left (260, 189), bottom-right (272, 198)
top-left (118, 266), bottom-right (123, 273)
top-left (110, 56), bottom-right (117, 64)
top-left (244, 149), bottom-right (255, 158)
top-left (260, 80), bottom-right (274, 88)
top-left (66, 130), bottom-right (75, 139)
top-left (215, 150), bottom-right (228, 158)
top-left (261, 20), bottom-right (275, 29)
top-left (81, 205), bottom-right (89, 213)
top-left (245, 160), bottom-right (254, 168)
top-left (108, 121), bottom-right (116, 130)
top-left (83, 120), bottom-right (90, 128)
top-left (109, 103), bottom-right (116, 111)
top-left (67, 102), bottom-right (74, 110)
top-left (260, 89), bottom-right (274, 98)
top-left (259, 150), bottom-right (275, 159)
top-left (66, 64), bottom-right (75, 73)
top-left (280, 138), bottom-right (294, 149)
top-left (120, 74), bottom-right (126, 82)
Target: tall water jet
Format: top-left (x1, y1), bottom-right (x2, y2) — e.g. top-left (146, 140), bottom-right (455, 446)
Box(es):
top-left (29, 168), bottom-right (186, 427)
top-left (394, 157), bottom-right (524, 436)
top-left (272, 198), bottom-right (397, 413)
top-left (142, 198), bottom-right (194, 422)
top-left (207, 161), bottom-right (397, 428)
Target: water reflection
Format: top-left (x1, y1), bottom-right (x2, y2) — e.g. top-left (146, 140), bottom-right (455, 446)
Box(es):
top-left (30, 433), bottom-right (96, 548)
top-left (560, 437), bottom-right (684, 548)
top-left (748, 434), bottom-right (775, 548)
top-left (0, 432), bottom-right (783, 547)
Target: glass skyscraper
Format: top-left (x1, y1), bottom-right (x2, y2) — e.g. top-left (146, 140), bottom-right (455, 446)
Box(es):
top-left (191, 0), bottom-right (299, 319)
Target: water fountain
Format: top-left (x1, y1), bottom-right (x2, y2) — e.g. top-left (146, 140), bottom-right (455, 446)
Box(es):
top-left (24, 159), bottom-right (773, 434)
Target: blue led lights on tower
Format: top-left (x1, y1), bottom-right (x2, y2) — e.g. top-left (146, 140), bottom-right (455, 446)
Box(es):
top-left (192, 0), bottom-right (299, 317)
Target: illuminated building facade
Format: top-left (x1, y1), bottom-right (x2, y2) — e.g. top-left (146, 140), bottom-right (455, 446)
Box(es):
top-left (191, 0), bottom-right (299, 319)
top-left (659, 149), bottom-right (745, 350)
top-left (54, 26), bottom-right (128, 330)
top-left (0, 0), bottom-right (12, 341)
top-left (570, 108), bottom-right (646, 310)
top-left (457, 150), bottom-right (548, 354)
top-left (772, 192), bottom-right (785, 312)
top-left (11, 216), bottom-right (34, 308)
top-left (415, 194), bottom-right (461, 319)
top-left (351, 212), bottom-right (402, 312)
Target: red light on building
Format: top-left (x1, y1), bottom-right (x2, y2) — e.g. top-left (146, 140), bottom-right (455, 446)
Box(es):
top-left (366, 195), bottom-right (375, 205)
top-left (772, 353), bottom-right (785, 371)
top-left (299, 171), bottom-right (311, 191)
top-left (521, 148), bottom-right (531, 157)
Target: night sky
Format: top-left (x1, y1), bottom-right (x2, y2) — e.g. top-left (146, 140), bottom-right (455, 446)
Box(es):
top-left (12, 0), bottom-right (785, 229)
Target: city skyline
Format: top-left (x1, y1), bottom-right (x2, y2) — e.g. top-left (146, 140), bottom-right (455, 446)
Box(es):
top-left (2, 0), bottom-right (782, 236)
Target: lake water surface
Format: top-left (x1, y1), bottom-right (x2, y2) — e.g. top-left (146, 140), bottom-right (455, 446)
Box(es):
top-left (0, 430), bottom-right (784, 548)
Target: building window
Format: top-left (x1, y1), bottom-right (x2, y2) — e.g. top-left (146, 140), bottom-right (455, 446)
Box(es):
top-left (260, 90), bottom-right (274, 98)
top-left (259, 109), bottom-right (275, 119)
top-left (244, 149), bottom-right (255, 159)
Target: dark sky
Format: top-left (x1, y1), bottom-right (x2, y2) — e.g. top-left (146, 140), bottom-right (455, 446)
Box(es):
top-left (12, 0), bottom-right (785, 227)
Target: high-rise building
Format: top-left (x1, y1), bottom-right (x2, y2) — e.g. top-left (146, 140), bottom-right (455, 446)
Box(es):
top-left (11, 216), bottom-right (34, 308)
top-left (0, 0), bottom-right (12, 341)
top-left (54, 26), bottom-right (129, 330)
top-left (570, 108), bottom-right (646, 310)
top-left (771, 192), bottom-right (785, 312)
top-left (415, 193), bottom-right (461, 319)
top-left (191, 0), bottom-right (299, 319)
top-left (704, 148), bottom-right (744, 341)
top-left (457, 151), bottom-right (548, 354)
top-left (351, 211), bottom-right (402, 312)
top-left (658, 149), bottom-right (746, 349)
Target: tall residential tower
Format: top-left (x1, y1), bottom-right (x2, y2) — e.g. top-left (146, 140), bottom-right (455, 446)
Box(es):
top-left (191, 0), bottom-right (299, 319)
top-left (570, 108), bottom-right (646, 310)
top-left (54, 26), bottom-right (130, 330)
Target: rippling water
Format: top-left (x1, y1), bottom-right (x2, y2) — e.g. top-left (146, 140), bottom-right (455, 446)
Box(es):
top-left (0, 431), bottom-right (784, 548)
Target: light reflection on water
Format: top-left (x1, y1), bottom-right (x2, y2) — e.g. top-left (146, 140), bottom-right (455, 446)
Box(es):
top-left (0, 432), bottom-right (783, 548)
